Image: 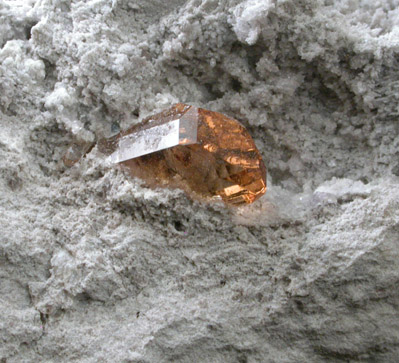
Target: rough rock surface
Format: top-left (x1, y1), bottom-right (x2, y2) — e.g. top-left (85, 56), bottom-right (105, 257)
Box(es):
top-left (1, 0), bottom-right (399, 361)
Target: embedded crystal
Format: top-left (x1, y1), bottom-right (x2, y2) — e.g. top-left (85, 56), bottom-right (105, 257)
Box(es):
top-left (99, 103), bottom-right (267, 205)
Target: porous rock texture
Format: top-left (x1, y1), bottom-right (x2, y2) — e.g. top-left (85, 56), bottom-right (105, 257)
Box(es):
top-left (1, 0), bottom-right (399, 361)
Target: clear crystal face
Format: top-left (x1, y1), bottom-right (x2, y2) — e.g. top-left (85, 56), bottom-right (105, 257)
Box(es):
top-left (107, 105), bottom-right (198, 163)
top-left (98, 103), bottom-right (267, 205)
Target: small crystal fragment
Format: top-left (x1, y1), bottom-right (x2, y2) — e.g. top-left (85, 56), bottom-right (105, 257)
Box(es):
top-left (62, 142), bottom-right (94, 167)
top-left (99, 103), bottom-right (267, 205)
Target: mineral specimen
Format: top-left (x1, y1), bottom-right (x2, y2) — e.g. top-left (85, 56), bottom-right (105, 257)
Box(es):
top-left (98, 103), bottom-right (266, 205)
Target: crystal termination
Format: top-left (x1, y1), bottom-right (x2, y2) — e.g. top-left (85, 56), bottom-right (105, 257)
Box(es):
top-left (99, 103), bottom-right (267, 205)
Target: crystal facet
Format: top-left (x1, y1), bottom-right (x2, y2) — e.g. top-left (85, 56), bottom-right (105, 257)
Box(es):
top-left (108, 104), bottom-right (198, 163)
top-left (99, 103), bottom-right (267, 205)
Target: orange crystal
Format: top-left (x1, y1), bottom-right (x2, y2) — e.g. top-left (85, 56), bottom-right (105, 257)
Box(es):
top-left (99, 103), bottom-right (267, 205)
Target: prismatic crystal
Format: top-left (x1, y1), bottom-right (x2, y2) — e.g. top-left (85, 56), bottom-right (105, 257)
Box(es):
top-left (65, 104), bottom-right (267, 205)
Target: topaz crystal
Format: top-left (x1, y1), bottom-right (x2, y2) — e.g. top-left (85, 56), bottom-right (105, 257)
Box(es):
top-left (98, 103), bottom-right (267, 205)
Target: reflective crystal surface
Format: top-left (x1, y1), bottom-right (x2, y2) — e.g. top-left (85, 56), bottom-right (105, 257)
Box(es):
top-left (99, 103), bottom-right (267, 205)
top-left (108, 104), bottom-right (197, 163)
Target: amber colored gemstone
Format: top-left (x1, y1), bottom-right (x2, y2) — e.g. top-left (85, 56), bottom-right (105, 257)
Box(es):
top-left (99, 103), bottom-right (267, 205)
